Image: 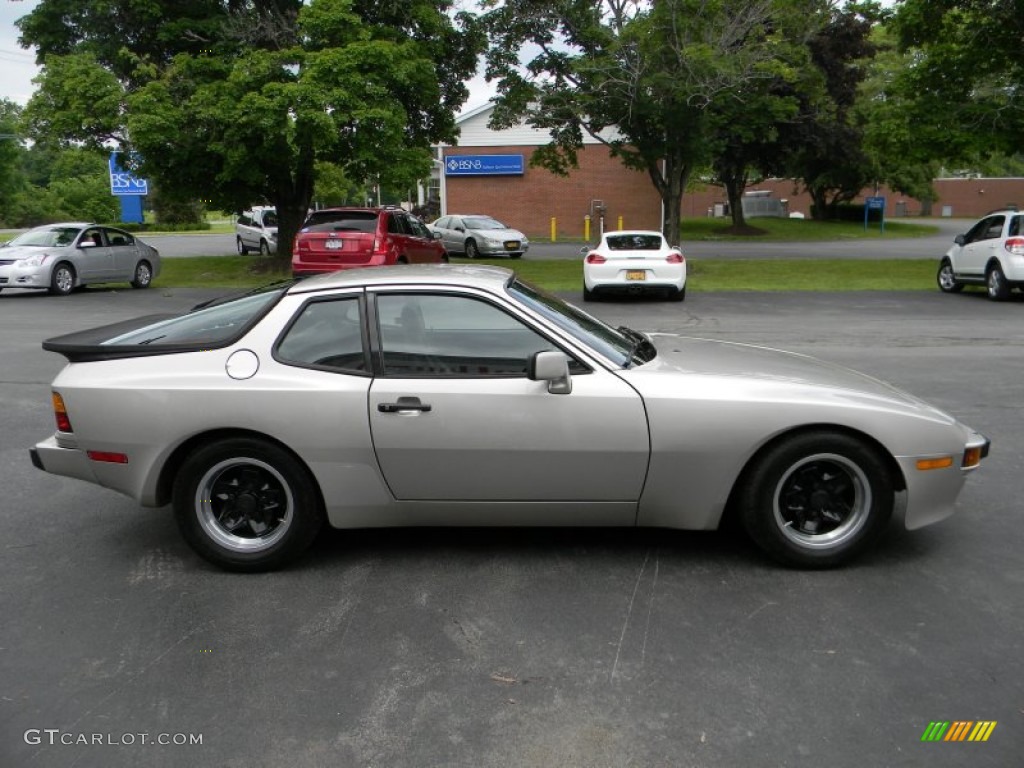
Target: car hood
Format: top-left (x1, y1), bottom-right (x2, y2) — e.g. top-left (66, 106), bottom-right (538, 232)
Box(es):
top-left (473, 228), bottom-right (525, 240)
top-left (0, 245), bottom-right (62, 260)
top-left (630, 334), bottom-right (953, 419)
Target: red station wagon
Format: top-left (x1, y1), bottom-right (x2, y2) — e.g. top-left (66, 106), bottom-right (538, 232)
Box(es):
top-left (292, 207), bottom-right (449, 276)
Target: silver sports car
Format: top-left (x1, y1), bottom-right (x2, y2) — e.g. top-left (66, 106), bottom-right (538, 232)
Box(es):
top-left (31, 265), bottom-right (989, 571)
top-left (0, 222), bottom-right (161, 296)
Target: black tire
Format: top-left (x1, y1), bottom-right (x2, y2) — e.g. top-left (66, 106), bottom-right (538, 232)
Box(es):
top-left (441, 252), bottom-right (450, 264)
top-left (987, 262), bottom-right (1010, 301)
top-left (668, 285), bottom-right (686, 302)
top-left (465, 239), bottom-right (479, 259)
top-left (49, 262), bottom-right (76, 296)
top-left (510, 253), bottom-right (522, 259)
top-left (737, 431), bottom-right (894, 568)
top-left (396, 256), bottom-right (408, 265)
top-left (259, 240), bottom-right (271, 256)
top-left (236, 237), bottom-right (249, 255)
top-left (582, 285), bottom-right (596, 302)
top-left (936, 259), bottom-right (963, 293)
top-left (131, 260), bottom-right (153, 289)
top-left (172, 438), bottom-right (324, 572)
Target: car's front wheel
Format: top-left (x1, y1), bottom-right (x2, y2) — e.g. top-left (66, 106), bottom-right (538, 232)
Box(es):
top-left (131, 260), bottom-right (152, 289)
top-left (987, 262), bottom-right (1010, 301)
top-left (49, 262), bottom-right (76, 296)
top-left (172, 438), bottom-right (324, 571)
top-left (236, 237), bottom-right (249, 255)
top-left (936, 259), bottom-right (963, 293)
top-left (259, 240), bottom-right (271, 256)
top-left (465, 239), bottom-right (479, 259)
top-left (736, 431), bottom-right (894, 568)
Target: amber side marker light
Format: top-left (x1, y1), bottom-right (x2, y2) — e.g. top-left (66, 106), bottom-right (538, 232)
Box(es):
top-left (916, 456), bottom-right (954, 471)
top-left (962, 446), bottom-right (984, 469)
top-left (52, 392), bottom-right (73, 433)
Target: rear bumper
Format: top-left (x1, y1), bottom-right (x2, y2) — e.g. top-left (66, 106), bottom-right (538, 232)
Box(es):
top-left (30, 436), bottom-right (100, 485)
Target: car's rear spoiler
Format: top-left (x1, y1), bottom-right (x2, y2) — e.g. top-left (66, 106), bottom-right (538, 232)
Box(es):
top-left (42, 314), bottom-right (185, 362)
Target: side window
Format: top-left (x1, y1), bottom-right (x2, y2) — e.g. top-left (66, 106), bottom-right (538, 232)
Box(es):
top-left (983, 216), bottom-right (1005, 240)
top-left (387, 214), bottom-right (409, 235)
top-left (108, 230), bottom-right (133, 247)
top-left (407, 216), bottom-right (431, 239)
top-left (276, 297), bottom-right (367, 373)
top-left (376, 293), bottom-right (574, 377)
top-left (1009, 216), bottom-right (1021, 238)
top-left (435, 217), bottom-right (449, 230)
top-left (81, 227), bottom-right (105, 247)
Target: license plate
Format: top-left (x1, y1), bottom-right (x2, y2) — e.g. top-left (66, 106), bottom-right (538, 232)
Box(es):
top-left (324, 239), bottom-right (343, 250)
top-left (504, 241), bottom-right (520, 250)
top-left (626, 270), bottom-right (646, 281)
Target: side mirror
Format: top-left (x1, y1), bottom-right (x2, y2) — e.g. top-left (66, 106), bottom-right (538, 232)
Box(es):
top-left (433, 231), bottom-right (443, 240)
top-left (528, 350), bottom-right (572, 395)
top-left (954, 234), bottom-right (966, 246)
top-left (579, 246), bottom-right (589, 255)
top-left (78, 241), bottom-right (96, 249)
top-left (454, 226), bottom-right (464, 233)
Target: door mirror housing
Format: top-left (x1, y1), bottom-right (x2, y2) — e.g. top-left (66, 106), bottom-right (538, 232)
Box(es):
top-left (528, 350), bottom-right (572, 395)
top-left (954, 234), bottom-right (966, 246)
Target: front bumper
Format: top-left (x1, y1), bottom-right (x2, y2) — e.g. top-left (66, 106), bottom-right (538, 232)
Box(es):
top-left (479, 241), bottom-right (529, 257)
top-left (899, 432), bottom-right (990, 530)
top-left (0, 261), bottom-right (50, 290)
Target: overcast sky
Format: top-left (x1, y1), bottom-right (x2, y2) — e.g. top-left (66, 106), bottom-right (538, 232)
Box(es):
top-left (0, 0), bottom-right (42, 105)
top-left (0, 0), bottom-right (495, 112)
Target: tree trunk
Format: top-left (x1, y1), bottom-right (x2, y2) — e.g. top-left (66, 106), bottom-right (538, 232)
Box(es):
top-left (649, 155), bottom-right (689, 245)
top-left (724, 173), bottom-right (748, 230)
top-left (269, 148), bottom-right (315, 270)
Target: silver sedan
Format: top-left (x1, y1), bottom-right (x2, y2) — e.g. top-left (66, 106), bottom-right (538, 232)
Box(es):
top-left (431, 214), bottom-right (529, 258)
top-left (31, 265), bottom-right (989, 571)
top-left (0, 222), bottom-right (161, 296)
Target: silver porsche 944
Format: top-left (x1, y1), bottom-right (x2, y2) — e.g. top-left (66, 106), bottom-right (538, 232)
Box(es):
top-left (31, 265), bottom-right (989, 572)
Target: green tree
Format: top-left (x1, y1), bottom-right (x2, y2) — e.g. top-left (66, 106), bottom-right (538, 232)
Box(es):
top-left (19, 0), bottom-right (483, 264)
top-left (0, 100), bottom-right (27, 226)
top-left (893, 0), bottom-right (1023, 158)
top-left (484, 0), bottom-right (825, 242)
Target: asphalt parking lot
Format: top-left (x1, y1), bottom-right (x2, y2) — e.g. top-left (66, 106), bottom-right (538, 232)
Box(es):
top-left (1, 284), bottom-right (1021, 767)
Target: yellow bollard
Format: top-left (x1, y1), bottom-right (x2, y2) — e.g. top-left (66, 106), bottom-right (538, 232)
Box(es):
top-left (617, 215), bottom-right (623, 230)
top-left (550, 217), bottom-right (557, 242)
top-left (584, 215), bottom-right (590, 241)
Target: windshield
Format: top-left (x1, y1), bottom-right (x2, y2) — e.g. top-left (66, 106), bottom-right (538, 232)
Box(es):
top-left (508, 279), bottom-right (652, 367)
top-left (101, 288), bottom-right (286, 347)
top-left (8, 226), bottom-right (81, 248)
top-left (464, 217), bottom-right (506, 230)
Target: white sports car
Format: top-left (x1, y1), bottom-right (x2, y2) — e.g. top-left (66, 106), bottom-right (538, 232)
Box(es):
top-left (582, 230), bottom-right (686, 302)
top-left (31, 265), bottom-right (988, 571)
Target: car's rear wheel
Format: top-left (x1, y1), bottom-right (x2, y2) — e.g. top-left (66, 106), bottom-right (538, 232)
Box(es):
top-left (737, 431), bottom-right (894, 568)
top-left (465, 239), bottom-right (479, 259)
top-left (936, 259), bottom-right (963, 293)
top-left (987, 262), bottom-right (1010, 301)
top-left (236, 237), bottom-right (249, 255)
top-left (49, 263), bottom-right (75, 296)
top-left (582, 285), bottom-right (596, 302)
top-left (172, 438), bottom-right (323, 572)
top-left (668, 285), bottom-right (686, 302)
top-left (131, 260), bottom-right (152, 289)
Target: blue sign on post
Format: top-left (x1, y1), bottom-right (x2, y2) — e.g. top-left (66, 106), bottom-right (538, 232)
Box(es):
top-left (445, 154), bottom-right (525, 176)
top-left (864, 195), bottom-right (886, 233)
top-left (108, 153), bottom-right (149, 196)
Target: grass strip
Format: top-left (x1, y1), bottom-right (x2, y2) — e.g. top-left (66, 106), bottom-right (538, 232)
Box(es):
top-left (156, 256), bottom-right (941, 293)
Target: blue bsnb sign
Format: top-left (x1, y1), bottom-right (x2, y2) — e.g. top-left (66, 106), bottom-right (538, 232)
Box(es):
top-left (445, 154), bottom-right (525, 176)
top-left (108, 153), bottom-right (149, 196)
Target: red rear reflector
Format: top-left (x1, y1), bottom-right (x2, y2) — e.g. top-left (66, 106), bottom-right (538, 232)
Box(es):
top-left (585, 253), bottom-right (606, 264)
top-left (52, 392), bottom-right (72, 433)
top-left (87, 451), bottom-right (129, 464)
top-left (666, 253), bottom-right (684, 264)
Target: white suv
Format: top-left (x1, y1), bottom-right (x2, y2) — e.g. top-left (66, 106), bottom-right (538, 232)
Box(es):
top-left (235, 207), bottom-right (278, 255)
top-left (938, 209), bottom-right (1024, 300)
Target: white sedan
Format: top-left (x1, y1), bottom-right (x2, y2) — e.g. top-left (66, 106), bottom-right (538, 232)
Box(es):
top-left (582, 230), bottom-right (686, 302)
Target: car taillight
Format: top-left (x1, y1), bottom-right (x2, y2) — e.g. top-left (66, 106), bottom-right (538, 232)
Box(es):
top-left (585, 253), bottom-right (606, 264)
top-left (666, 253), bottom-right (684, 264)
top-left (1005, 237), bottom-right (1024, 256)
top-left (372, 236), bottom-right (386, 255)
top-left (52, 392), bottom-right (73, 433)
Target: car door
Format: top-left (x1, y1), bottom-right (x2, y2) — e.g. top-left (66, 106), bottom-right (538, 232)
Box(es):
top-left (443, 216), bottom-right (464, 253)
top-left (73, 227), bottom-right (113, 281)
top-left (367, 291), bottom-right (649, 518)
top-left (106, 228), bottom-right (138, 278)
top-left (958, 215), bottom-right (1005, 275)
top-left (405, 214), bottom-right (442, 262)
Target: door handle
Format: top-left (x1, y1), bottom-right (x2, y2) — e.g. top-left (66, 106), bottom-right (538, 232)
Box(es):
top-left (378, 396), bottom-right (432, 414)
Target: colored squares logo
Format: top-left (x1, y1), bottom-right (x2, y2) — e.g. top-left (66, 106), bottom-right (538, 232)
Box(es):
top-left (921, 721), bottom-right (997, 742)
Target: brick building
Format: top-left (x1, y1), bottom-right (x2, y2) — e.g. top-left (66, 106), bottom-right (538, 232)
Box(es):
top-left (435, 104), bottom-right (1023, 238)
